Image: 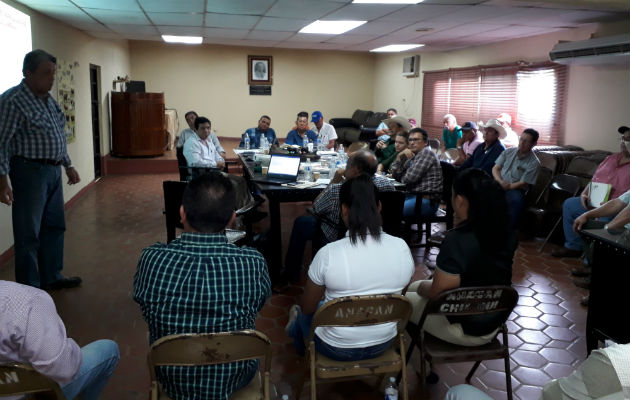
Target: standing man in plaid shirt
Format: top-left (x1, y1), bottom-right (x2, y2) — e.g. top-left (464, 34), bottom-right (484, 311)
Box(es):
top-left (134, 172), bottom-right (271, 399)
top-left (390, 127), bottom-right (443, 219)
top-left (0, 50), bottom-right (82, 290)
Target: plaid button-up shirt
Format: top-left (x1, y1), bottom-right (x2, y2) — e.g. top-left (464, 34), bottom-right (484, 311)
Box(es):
top-left (0, 80), bottom-right (70, 175)
top-left (391, 146), bottom-right (442, 200)
top-left (133, 232), bottom-right (271, 400)
top-left (313, 175), bottom-right (395, 242)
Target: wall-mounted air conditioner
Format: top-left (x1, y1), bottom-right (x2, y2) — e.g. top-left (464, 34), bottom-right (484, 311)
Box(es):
top-left (403, 55), bottom-right (420, 77)
top-left (549, 34), bottom-right (630, 66)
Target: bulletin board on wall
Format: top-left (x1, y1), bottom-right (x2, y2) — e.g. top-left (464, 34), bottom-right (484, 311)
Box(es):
top-left (56, 59), bottom-right (79, 143)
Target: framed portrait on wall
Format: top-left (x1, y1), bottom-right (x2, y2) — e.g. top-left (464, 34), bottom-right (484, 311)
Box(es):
top-left (248, 55), bottom-right (272, 85)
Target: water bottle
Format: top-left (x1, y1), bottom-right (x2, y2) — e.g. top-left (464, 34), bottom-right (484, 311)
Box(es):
top-left (307, 139), bottom-right (314, 153)
top-left (315, 138), bottom-right (322, 152)
top-left (303, 135), bottom-right (308, 150)
top-left (244, 133), bottom-right (250, 150)
top-left (260, 136), bottom-right (267, 151)
top-left (338, 144), bottom-right (346, 166)
top-left (384, 377), bottom-right (398, 400)
top-left (282, 395), bottom-right (289, 400)
top-left (304, 158), bottom-right (312, 182)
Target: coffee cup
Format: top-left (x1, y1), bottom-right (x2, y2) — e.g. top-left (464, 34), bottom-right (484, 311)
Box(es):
top-left (313, 171), bottom-right (320, 181)
top-left (262, 166), bottom-right (269, 175)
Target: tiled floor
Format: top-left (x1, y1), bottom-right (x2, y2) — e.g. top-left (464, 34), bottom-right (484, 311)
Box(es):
top-left (0, 172), bottom-right (589, 400)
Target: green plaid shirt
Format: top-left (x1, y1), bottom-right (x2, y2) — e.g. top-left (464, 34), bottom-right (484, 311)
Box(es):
top-left (133, 232), bottom-right (271, 400)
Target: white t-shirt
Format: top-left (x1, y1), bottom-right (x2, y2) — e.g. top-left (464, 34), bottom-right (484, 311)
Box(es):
top-left (311, 122), bottom-right (338, 147)
top-left (308, 232), bottom-right (414, 348)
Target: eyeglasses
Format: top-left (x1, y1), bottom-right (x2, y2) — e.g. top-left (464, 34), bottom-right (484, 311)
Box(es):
top-left (408, 138), bottom-right (421, 142)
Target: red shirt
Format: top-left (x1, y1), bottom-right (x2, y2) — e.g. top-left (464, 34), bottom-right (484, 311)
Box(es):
top-left (591, 152), bottom-right (630, 199)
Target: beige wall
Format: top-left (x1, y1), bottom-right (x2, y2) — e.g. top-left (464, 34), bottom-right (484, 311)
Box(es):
top-left (129, 41), bottom-right (375, 138)
top-left (0, 0), bottom-right (130, 254)
top-left (373, 21), bottom-right (630, 152)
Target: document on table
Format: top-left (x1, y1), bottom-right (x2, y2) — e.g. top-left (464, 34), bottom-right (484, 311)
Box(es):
top-left (589, 182), bottom-right (611, 207)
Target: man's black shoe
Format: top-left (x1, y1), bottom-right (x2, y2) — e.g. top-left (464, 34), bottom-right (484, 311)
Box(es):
top-left (570, 265), bottom-right (591, 277)
top-left (42, 276), bottom-right (82, 290)
top-left (551, 247), bottom-right (582, 258)
top-left (572, 276), bottom-right (590, 290)
top-left (580, 295), bottom-right (589, 307)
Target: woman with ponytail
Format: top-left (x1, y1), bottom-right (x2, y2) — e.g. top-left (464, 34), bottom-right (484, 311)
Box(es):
top-left (405, 168), bottom-right (517, 346)
top-left (285, 174), bottom-right (414, 361)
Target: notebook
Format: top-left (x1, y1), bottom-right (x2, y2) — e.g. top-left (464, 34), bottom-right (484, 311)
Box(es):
top-left (589, 182), bottom-right (611, 208)
top-left (252, 154), bottom-right (301, 185)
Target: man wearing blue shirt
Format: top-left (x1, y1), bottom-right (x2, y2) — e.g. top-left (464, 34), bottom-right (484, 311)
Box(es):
top-left (286, 111), bottom-right (318, 146)
top-left (0, 49), bottom-right (82, 290)
top-left (460, 118), bottom-right (506, 176)
top-left (240, 115), bottom-right (277, 148)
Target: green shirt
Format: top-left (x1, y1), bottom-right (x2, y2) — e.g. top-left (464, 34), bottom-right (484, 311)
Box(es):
top-left (376, 140), bottom-right (396, 164)
top-left (134, 232), bottom-right (271, 399)
top-left (442, 126), bottom-right (463, 150)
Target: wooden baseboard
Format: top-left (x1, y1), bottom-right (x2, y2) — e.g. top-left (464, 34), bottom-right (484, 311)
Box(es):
top-left (0, 179), bottom-right (97, 270)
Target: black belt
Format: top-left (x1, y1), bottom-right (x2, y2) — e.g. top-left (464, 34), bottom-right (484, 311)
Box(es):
top-left (15, 156), bottom-right (63, 166)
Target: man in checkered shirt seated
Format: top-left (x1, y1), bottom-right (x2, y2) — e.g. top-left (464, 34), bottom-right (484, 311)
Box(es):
top-left (133, 172), bottom-right (271, 399)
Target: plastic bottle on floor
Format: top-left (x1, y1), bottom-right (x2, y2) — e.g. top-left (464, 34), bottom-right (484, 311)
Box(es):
top-left (384, 376), bottom-right (398, 400)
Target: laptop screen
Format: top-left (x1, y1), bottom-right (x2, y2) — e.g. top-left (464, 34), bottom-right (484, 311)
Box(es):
top-left (267, 154), bottom-right (301, 177)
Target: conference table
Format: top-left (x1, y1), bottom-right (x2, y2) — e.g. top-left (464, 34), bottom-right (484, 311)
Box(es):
top-left (237, 152), bottom-right (326, 280)
top-left (579, 227), bottom-right (630, 353)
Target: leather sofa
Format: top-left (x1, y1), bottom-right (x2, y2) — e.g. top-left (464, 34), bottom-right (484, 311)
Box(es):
top-left (329, 109), bottom-right (388, 145)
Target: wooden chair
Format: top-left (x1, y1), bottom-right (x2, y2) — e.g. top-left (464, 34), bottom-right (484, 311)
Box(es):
top-left (407, 286), bottom-right (519, 400)
top-left (162, 180), bottom-right (250, 244)
top-left (147, 330), bottom-right (272, 400)
top-left (0, 363), bottom-right (66, 399)
top-left (296, 294), bottom-right (412, 400)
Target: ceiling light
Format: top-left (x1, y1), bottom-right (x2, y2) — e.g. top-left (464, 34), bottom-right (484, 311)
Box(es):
top-left (299, 20), bottom-right (367, 35)
top-left (353, 0), bottom-right (424, 4)
top-left (162, 35), bottom-right (202, 44)
top-left (370, 44), bottom-right (424, 52)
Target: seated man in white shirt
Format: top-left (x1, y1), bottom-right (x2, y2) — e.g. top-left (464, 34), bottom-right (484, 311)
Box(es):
top-left (310, 111), bottom-right (337, 149)
top-left (184, 116), bottom-right (255, 211)
top-left (375, 108), bottom-right (397, 137)
top-left (183, 116), bottom-right (225, 170)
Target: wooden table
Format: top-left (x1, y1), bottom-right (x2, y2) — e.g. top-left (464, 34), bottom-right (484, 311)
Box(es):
top-left (580, 227), bottom-right (630, 353)
top-left (237, 153), bottom-right (325, 280)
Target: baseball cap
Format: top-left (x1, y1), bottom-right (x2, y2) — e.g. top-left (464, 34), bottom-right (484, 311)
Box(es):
top-left (462, 121), bottom-right (477, 131)
top-left (311, 111), bottom-right (323, 123)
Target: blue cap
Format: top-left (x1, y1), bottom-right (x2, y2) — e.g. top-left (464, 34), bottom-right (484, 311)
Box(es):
top-left (462, 121), bottom-right (477, 131)
top-left (311, 111), bottom-right (323, 123)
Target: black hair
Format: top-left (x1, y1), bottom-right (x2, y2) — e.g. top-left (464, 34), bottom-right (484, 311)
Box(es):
top-left (396, 131), bottom-right (409, 143)
top-left (522, 128), bottom-right (539, 143)
top-left (452, 168), bottom-right (510, 253)
top-left (387, 108), bottom-right (397, 114)
top-left (182, 172), bottom-right (235, 232)
top-left (347, 149), bottom-right (378, 175)
top-left (339, 174), bottom-right (382, 245)
top-left (297, 111), bottom-right (308, 120)
top-left (185, 111), bottom-right (198, 119)
top-left (260, 115), bottom-right (271, 121)
top-left (194, 116), bottom-right (210, 130)
top-left (409, 127), bottom-right (428, 142)
top-left (23, 49), bottom-right (56, 74)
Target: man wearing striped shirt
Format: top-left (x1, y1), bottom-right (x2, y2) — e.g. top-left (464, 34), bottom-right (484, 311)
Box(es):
top-left (134, 172), bottom-right (271, 399)
top-left (0, 50), bottom-right (81, 290)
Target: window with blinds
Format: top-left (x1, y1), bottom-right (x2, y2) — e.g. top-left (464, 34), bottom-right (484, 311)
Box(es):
top-left (421, 62), bottom-right (567, 145)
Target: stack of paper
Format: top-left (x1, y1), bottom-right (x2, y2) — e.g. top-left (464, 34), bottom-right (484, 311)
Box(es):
top-left (589, 182), bottom-right (611, 208)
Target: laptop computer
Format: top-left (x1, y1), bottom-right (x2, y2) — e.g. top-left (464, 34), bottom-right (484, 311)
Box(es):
top-left (252, 154), bottom-right (301, 185)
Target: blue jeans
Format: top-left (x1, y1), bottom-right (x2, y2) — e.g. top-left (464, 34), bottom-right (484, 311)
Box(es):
top-left (62, 340), bottom-right (120, 400)
top-left (505, 189), bottom-right (525, 227)
top-left (287, 304), bottom-right (394, 361)
top-left (562, 196), bottom-right (613, 251)
top-left (9, 157), bottom-right (66, 287)
top-left (403, 195), bottom-right (438, 219)
top-left (284, 216), bottom-right (328, 282)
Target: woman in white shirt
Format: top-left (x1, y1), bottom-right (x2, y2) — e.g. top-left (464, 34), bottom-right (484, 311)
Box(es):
top-left (285, 174), bottom-right (414, 360)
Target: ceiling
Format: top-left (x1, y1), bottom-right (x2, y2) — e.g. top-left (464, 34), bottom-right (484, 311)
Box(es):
top-left (15, 0), bottom-right (630, 52)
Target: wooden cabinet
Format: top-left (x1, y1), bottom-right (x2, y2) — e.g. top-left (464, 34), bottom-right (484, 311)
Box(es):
top-left (111, 92), bottom-right (166, 156)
